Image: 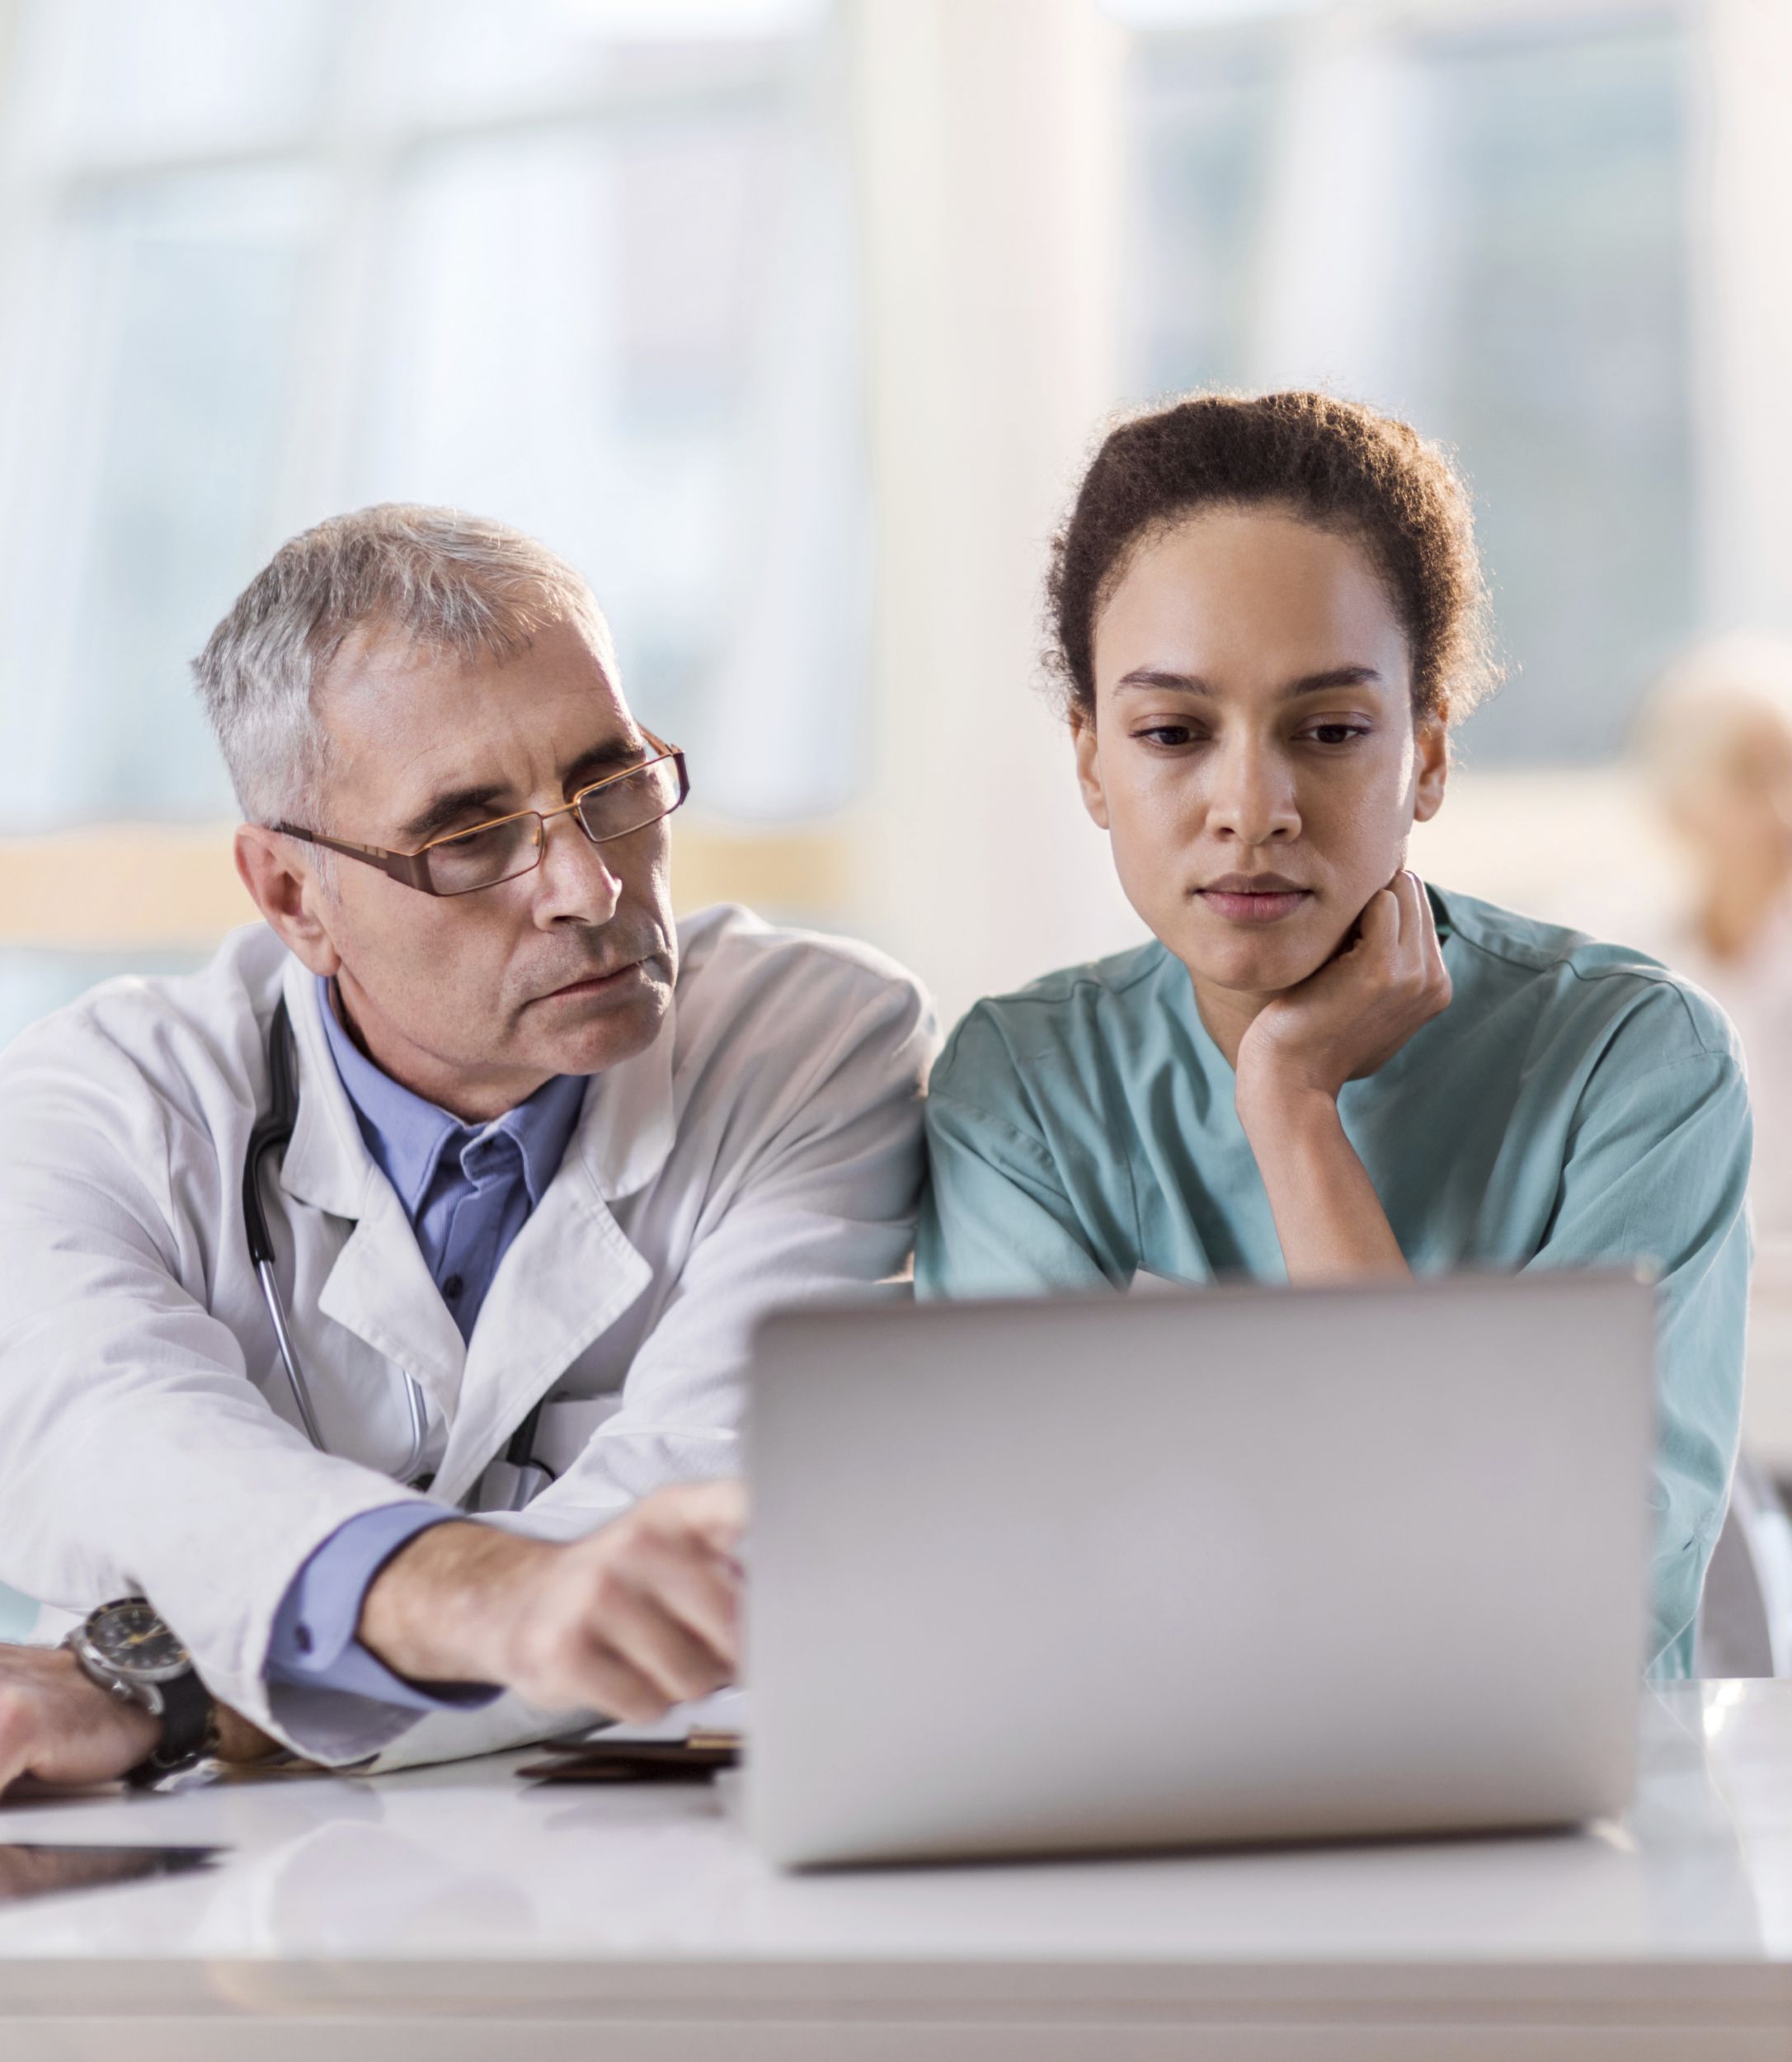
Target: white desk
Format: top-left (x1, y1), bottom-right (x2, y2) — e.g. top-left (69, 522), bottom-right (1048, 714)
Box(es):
top-left (2, 1681), bottom-right (1790, 2061)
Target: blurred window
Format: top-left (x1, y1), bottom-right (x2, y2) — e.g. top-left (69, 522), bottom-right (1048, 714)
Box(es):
top-left (1121, 1), bottom-right (1692, 765)
top-left (0, 0), bottom-right (858, 836)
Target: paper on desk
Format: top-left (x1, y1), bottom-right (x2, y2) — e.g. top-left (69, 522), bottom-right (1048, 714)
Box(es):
top-left (594, 1688), bottom-right (749, 1745)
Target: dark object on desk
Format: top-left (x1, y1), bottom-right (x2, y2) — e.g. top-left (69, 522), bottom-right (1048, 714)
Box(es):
top-left (518, 1733), bottom-right (739, 1784)
top-left (0, 1843), bottom-right (222, 1905)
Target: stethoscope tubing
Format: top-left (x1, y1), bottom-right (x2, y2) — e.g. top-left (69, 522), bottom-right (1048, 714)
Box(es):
top-left (247, 996), bottom-right (530, 1502)
top-left (254, 1255), bottom-right (324, 1451)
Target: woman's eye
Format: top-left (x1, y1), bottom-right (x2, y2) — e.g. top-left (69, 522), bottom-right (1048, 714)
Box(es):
top-left (1301, 723), bottom-right (1371, 747)
top-left (1133, 723), bottom-right (1203, 748)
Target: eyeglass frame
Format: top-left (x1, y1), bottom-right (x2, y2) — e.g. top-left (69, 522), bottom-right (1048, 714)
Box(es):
top-left (272, 734), bottom-right (689, 898)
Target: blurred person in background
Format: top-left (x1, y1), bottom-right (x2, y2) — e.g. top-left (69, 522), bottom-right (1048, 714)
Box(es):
top-left (919, 391), bottom-right (1751, 1678)
top-left (1635, 641), bottom-right (1792, 1659)
top-left (1635, 637), bottom-right (1792, 1268)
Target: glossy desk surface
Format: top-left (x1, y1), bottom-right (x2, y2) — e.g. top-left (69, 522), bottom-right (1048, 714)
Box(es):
top-left (2, 1681), bottom-right (1790, 2060)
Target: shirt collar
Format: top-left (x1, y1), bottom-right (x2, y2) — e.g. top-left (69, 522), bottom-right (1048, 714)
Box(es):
top-left (314, 977), bottom-right (586, 1217)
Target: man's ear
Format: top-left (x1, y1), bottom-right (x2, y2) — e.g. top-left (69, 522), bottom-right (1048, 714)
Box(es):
top-left (234, 826), bottom-right (343, 978)
top-left (1412, 709), bottom-right (1449, 825)
top-left (1071, 708), bottom-right (1111, 831)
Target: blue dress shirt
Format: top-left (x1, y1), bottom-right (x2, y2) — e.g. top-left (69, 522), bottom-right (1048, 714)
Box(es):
top-left (264, 979), bottom-right (586, 1710)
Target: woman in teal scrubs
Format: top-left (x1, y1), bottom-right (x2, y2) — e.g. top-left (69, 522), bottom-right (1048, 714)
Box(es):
top-left (916, 390), bottom-right (1750, 1676)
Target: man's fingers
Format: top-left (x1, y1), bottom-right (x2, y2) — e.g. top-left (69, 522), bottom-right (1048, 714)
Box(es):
top-left (586, 1576), bottom-right (734, 1707)
top-left (659, 1479), bottom-right (749, 1556)
top-left (507, 1610), bottom-right (680, 1723)
top-left (0, 1683), bottom-right (139, 1796)
top-left (573, 1641), bottom-right (687, 1727)
top-left (619, 1536), bottom-right (741, 1672)
top-left (508, 1498), bottom-right (744, 1717)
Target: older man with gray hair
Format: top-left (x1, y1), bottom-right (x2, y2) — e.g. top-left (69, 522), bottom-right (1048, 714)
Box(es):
top-left (0, 504), bottom-right (934, 1789)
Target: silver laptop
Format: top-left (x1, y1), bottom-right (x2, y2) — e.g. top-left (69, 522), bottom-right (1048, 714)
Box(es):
top-left (745, 1271), bottom-right (1654, 1868)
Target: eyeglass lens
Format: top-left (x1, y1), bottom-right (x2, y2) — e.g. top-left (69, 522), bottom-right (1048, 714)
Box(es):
top-left (426, 757), bottom-right (683, 895)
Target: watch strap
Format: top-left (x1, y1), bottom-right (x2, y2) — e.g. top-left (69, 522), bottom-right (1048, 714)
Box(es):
top-left (135, 1667), bottom-right (214, 1780)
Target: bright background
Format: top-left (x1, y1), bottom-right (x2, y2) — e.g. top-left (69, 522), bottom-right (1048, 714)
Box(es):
top-left (0, 0), bottom-right (1781, 1033)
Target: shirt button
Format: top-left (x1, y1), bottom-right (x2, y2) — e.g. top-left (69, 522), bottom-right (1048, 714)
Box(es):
top-left (443, 1274), bottom-right (464, 1302)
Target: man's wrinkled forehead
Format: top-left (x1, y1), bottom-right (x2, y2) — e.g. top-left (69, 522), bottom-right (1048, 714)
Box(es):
top-left (320, 605), bottom-right (617, 699)
top-left (314, 614), bottom-right (637, 835)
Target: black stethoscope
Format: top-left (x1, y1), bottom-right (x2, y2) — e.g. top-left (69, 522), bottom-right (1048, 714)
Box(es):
top-left (242, 996), bottom-right (552, 1509)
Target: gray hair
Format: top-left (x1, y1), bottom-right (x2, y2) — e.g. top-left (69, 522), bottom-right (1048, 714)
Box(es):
top-left (192, 504), bottom-right (620, 828)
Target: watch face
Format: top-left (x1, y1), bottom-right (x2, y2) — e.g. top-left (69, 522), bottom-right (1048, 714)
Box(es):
top-left (85, 1601), bottom-right (190, 1680)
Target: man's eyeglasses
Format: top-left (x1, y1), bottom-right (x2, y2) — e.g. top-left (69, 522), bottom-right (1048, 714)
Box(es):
top-left (275, 738), bottom-right (689, 898)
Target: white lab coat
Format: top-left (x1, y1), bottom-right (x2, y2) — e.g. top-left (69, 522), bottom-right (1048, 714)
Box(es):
top-left (0, 904), bottom-right (935, 1764)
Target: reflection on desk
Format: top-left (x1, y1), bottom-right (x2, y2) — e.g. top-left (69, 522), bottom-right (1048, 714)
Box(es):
top-left (0, 1842), bottom-right (219, 1906)
top-left (0, 1682), bottom-right (1788, 2060)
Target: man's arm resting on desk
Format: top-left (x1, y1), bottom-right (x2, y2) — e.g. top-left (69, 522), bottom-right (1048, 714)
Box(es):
top-left (0, 1480), bottom-right (748, 1796)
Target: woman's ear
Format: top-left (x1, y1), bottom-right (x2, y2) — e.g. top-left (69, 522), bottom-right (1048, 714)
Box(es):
top-left (1071, 707), bottom-right (1112, 831)
top-left (1412, 708), bottom-right (1449, 824)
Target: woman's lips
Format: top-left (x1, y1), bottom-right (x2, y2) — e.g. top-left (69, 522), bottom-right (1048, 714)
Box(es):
top-left (1196, 887), bottom-right (1313, 925)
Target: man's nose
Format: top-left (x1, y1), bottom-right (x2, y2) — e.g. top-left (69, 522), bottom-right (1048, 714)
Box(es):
top-left (530, 809), bottom-right (623, 926)
top-left (1204, 736), bottom-right (1300, 845)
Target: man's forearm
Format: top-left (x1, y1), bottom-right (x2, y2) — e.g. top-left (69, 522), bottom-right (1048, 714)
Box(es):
top-left (356, 1520), bottom-right (555, 1688)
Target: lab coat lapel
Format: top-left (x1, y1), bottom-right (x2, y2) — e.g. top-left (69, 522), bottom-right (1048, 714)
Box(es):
top-left (430, 1015), bottom-right (678, 1505)
top-left (273, 958), bottom-right (466, 1410)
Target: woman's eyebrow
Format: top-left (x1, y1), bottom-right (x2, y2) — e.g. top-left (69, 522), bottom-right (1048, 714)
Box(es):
top-left (1114, 668), bottom-right (1213, 695)
top-left (1112, 666), bottom-right (1384, 697)
top-left (1285, 666), bottom-right (1384, 695)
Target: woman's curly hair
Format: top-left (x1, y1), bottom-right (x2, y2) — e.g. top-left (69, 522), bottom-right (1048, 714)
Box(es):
top-left (1047, 389), bottom-right (1498, 725)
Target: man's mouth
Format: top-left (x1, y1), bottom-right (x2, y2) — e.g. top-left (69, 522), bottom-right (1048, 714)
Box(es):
top-left (538, 958), bottom-right (649, 1003)
top-left (1195, 874), bottom-right (1313, 925)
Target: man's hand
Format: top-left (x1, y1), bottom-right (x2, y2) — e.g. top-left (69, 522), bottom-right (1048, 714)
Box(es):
top-left (0, 1645), bottom-right (157, 1796)
top-left (0, 1645), bottom-right (277, 1798)
top-left (358, 1479), bottom-right (748, 1725)
top-left (1235, 869), bottom-right (1451, 1113)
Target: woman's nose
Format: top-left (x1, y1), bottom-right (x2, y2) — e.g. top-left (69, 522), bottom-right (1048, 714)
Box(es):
top-left (1204, 737), bottom-right (1300, 845)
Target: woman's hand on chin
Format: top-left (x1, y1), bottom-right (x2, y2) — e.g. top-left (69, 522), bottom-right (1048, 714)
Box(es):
top-left (1230, 871), bottom-right (1450, 1283)
top-left (1235, 869), bottom-right (1452, 1115)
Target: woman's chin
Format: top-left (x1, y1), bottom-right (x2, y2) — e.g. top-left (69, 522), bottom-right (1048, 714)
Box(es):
top-left (1169, 920), bottom-right (1334, 999)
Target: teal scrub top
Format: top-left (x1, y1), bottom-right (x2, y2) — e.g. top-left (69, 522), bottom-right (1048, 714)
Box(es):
top-left (916, 885), bottom-right (1752, 1678)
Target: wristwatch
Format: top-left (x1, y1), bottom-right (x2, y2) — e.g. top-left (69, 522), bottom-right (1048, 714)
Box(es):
top-left (64, 1598), bottom-right (218, 1786)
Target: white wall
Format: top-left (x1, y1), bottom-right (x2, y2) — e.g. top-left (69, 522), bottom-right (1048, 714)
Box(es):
top-left (844, 0), bottom-right (1148, 1028)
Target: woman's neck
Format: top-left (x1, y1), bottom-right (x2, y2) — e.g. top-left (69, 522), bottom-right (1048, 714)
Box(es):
top-left (1184, 967), bottom-right (1268, 1072)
